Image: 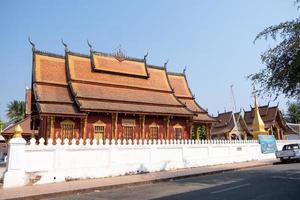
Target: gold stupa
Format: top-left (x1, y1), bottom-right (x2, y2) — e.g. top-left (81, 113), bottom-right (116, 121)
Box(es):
top-left (252, 94), bottom-right (267, 139)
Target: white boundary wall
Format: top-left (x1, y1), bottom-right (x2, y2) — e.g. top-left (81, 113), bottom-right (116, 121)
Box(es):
top-left (3, 137), bottom-right (300, 188)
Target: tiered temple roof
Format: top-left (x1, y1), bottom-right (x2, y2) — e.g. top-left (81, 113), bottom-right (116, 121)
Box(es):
top-left (32, 52), bottom-right (84, 116)
top-left (167, 72), bottom-right (217, 123)
top-left (66, 51), bottom-right (192, 116)
top-left (244, 105), bottom-right (294, 133)
top-left (31, 49), bottom-right (216, 119)
top-left (211, 112), bottom-right (250, 137)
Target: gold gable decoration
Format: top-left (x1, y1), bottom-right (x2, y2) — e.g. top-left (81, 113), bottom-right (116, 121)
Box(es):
top-left (93, 119), bottom-right (106, 127)
top-left (149, 122), bottom-right (159, 128)
top-left (173, 123), bottom-right (183, 129)
top-left (113, 46), bottom-right (126, 62)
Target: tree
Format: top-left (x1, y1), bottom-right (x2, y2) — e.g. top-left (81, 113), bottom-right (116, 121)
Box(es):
top-left (6, 100), bottom-right (25, 123)
top-left (197, 125), bottom-right (207, 140)
top-left (0, 119), bottom-right (4, 132)
top-left (285, 101), bottom-right (300, 123)
top-left (249, 1), bottom-right (300, 98)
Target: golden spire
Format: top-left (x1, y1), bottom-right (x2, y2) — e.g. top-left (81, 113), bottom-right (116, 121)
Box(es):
top-left (252, 88), bottom-right (267, 139)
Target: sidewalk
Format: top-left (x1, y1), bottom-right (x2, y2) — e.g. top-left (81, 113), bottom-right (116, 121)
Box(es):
top-left (0, 159), bottom-right (276, 200)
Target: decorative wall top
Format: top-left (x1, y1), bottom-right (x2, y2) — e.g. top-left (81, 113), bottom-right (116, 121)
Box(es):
top-left (26, 137), bottom-right (265, 147)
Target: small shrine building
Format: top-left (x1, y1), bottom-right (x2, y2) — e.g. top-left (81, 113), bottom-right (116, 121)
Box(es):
top-left (211, 111), bottom-right (251, 140)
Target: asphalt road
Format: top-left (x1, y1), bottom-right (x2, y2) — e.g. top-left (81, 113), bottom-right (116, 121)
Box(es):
top-left (49, 162), bottom-right (300, 200)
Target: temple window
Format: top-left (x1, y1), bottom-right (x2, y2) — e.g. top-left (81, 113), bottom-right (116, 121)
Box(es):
top-left (149, 122), bottom-right (159, 140)
top-left (122, 119), bottom-right (136, 140)
top-left (93, 120), bottom-right (106, 141)
top-left (174, 123), bottom-right (183, 140)
top-left (123, 126), bottom-right (134, 140)
top-left (175, 128), bottom-right (183, 140)
top-left (60, 119), bottom-right (75, 139)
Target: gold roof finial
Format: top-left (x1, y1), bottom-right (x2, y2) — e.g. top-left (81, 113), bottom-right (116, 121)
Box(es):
top-left (252, 86), bottom-right (267, 139)
top-left (114, 45), bottom-right (126, 62)
top-left (13, 124), bottom-right (23, 138)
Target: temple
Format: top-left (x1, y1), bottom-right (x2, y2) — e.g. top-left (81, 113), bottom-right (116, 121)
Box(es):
top-left (211, 111), bottom-right (251, 140)
top-left (210, 94), bottom-right (298, 140)
top-left (26, 46), bottom-right (216, 142)
top-left (244, 104), bottom-right (295, 140)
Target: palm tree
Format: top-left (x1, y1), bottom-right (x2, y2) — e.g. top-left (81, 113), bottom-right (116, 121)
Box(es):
top-left (0, 119), bottom-right (4, 132)
top-left (6, 100), bottom-right (25, 123)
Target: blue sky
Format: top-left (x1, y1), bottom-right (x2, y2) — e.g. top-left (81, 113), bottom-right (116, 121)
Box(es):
top-left (0, 0), bottom-right (298, 121)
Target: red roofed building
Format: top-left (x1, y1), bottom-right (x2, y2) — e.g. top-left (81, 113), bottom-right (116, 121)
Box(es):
top-left (211, 111), bottom-right (251, 140)
top-left (1, 116), bottom-right (32, 141)
top-left (243, 105), bottom-right (295, 139)
top-left (29, 47), bottom-right (216, 142)
top-left (2, 88), bottom-right (34, 141)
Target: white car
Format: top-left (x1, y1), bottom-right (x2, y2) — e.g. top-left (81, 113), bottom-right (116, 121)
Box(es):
top-left (275, 143), bottom-right (300, 162)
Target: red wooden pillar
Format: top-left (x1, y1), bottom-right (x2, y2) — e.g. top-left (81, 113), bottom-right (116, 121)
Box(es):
top-left (185, 118), bottom-right (193, 140)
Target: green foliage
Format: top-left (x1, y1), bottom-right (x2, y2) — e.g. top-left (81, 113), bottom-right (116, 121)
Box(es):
top-left (6, 100), bottom-right (25, 123)
top-left (0, 119), bottom-right (4, 132)
top-left (285, 101), bottom-right (300, 123)
top-left (197, 125), bottom-right (207, 140)
top-left (250, 2), bottom-right (300, 99)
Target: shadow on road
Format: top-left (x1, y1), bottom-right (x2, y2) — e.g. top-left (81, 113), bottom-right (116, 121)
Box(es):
top-left (273, 159), bottom-right (300, 165)
top-left (150, 163), bottom-right (300, 200)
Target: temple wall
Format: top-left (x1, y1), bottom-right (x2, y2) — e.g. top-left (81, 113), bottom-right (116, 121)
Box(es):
top-left (53, 117), bottom-right (82, 138)
top-left (4, 138), bottom-right (299, 188)
top-left (86, 113), bottom-right (113, 140)
top-left (37, 114), bottom-right (191, 141)
top-left (169, 117), bottom-right (190, 139)
top-left (144, 116), bottom-right (166, 139)
top-left (116, 114), bottom-right (141, 139)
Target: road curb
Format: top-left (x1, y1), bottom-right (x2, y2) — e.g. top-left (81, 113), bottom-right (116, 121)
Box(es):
top-left (2, 161), bottom-right (274, 200)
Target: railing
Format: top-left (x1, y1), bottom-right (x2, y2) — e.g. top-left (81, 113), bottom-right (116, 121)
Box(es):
top-left (29, 137), bottom-right (261, 146)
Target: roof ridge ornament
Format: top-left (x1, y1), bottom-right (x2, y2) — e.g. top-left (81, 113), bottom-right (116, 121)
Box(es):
top-left (87, 40), bottom-right (93, 51)
top-left (144, 51), bottom-right (149, 60)
top-left (164, 59), bottom-right (168, 69)
top-left (61, 39), bottom-right (68, 52)
top-left (114, 45), bottom-right (126, 62)
top-left (28, 36), bottom-right (35, 51)
top-left (183, 66), bottom-right (187, 74)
